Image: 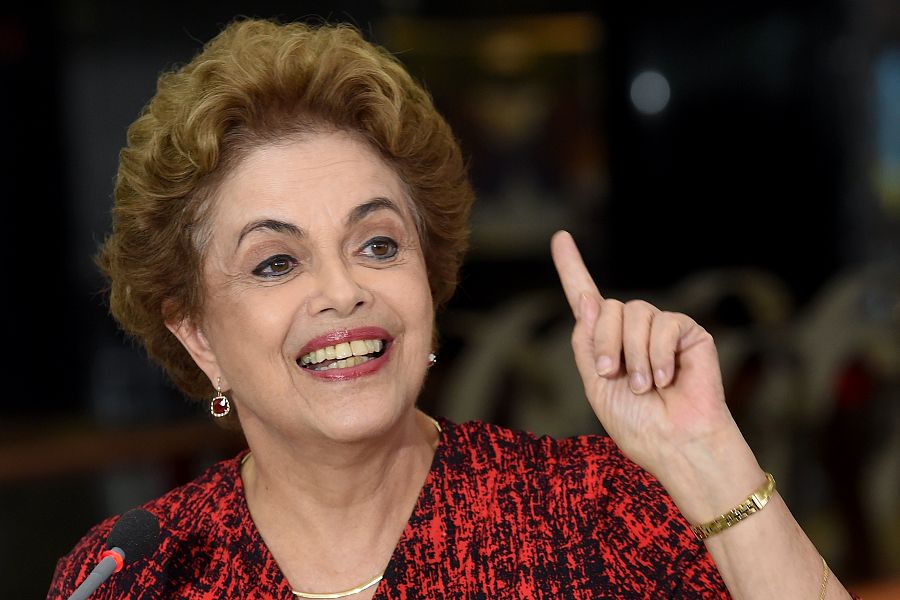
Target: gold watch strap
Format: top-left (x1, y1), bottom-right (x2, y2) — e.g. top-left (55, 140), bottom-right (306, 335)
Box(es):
top-left (690, 472), bottom-right (776, 540)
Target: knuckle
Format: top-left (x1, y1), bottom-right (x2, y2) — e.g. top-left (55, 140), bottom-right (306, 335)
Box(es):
top-left (624, 299), bottom-right (656, 312)
top-left (603, 298), bottom-right (625, 311)
top-left (625, 301), bottom-right (659, 325)
top-left (657, 311), bottom-right (681, 330)
top-left (659, 309), bottom-right (685, 320)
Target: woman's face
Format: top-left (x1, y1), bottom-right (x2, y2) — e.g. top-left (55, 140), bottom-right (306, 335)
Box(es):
top-left (172, 131), bottom-right (434, 443)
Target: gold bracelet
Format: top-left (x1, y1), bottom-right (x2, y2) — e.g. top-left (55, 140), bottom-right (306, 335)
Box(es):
top-left (690, 472), bottom-right (776, 540)
top-left (819, 556), bottom-right (829, 600)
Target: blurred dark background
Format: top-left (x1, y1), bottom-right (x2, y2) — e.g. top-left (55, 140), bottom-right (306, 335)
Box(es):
top-left (2, 0), bottom-right (899, 597)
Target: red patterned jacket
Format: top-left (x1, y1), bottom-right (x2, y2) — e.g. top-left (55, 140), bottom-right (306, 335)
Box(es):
top-left (49, 418), bottom-right (732, 599)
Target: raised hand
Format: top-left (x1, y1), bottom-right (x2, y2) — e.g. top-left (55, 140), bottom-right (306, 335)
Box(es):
top-left (550, 231), bottom-right (741, 479)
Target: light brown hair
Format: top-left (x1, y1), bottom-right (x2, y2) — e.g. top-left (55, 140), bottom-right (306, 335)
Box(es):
top-left (97, 18), bottom-right (474, 399)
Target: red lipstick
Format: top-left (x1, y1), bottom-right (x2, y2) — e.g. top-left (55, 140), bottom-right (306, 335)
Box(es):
top-left (297, 327), bottom-right (392, 381)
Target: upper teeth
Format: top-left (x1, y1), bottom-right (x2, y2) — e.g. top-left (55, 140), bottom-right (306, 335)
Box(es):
top-left (299, 339), bottom-right (384, 366)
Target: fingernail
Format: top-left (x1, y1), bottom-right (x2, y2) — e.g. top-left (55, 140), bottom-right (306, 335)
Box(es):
top-left (596, 355), bottom-right (613, 375)
top-left (629, 372), bottom-right (648, 393)
top-left (655, 368), bottom-right (668, 387)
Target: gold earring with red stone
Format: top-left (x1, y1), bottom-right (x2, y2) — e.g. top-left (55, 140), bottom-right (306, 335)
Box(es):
top-left (210, 377), bottom-right (230, 418)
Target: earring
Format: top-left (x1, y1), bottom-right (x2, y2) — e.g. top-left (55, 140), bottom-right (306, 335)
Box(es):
top-left (427, 353), bottom-right (437, 366)
top-left (210, 378), bottom-right (231, 418)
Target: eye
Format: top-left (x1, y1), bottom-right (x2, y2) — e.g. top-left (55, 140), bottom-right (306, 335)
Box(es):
top-left (360, 236), bottom-right (399, 260)
top-left (252, 254), bottom-right (297, 277)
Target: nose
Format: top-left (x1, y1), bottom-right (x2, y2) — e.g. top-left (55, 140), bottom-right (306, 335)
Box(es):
top-left (306, 257), bottom-right (371, 317)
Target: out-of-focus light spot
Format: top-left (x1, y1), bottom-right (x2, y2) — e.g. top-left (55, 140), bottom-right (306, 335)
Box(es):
top-left (874, 49), bottom-right (900, 214)
top-left (630, 70), bottom-right (670, 115)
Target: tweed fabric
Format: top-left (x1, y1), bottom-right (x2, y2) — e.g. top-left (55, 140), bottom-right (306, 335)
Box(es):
top-left (48, 418), bottom-right (732, 599)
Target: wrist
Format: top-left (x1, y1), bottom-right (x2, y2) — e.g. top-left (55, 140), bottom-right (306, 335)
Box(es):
top-left (689, 472), bottom-right (776, 540)
top-left (652, 425), bottom-right (767, 525)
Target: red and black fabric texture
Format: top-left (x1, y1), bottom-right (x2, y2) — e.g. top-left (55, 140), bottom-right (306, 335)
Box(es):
top-left (48, 418), bottom-right (732, 599)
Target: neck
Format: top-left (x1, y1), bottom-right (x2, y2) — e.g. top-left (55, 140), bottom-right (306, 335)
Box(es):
top-left (240, 408), bottom-right (438, 537)
top-left (238, 408), bottom-right (439, 594)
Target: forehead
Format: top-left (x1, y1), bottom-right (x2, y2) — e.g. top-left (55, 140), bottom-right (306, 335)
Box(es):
top-left (212, 131), bottom-right (411, 227)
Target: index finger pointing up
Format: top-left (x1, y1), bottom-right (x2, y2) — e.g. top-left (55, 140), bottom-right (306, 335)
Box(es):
top-left (550, 230), bottom-right (604, 316)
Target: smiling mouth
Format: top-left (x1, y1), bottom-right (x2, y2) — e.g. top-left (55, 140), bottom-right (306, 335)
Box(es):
top-left (297, 338), bottom-right (387, 371)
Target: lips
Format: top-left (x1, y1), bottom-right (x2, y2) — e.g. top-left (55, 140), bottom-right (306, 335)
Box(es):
top-left (296, 327), bottom-right (392, 380)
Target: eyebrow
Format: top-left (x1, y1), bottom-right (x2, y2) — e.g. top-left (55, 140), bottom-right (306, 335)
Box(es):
top-left (236, 219), bottom-right (305, 250)
top-left (234, 197), bottom-right (403, 251)
top-left (346, 196), bottom-right (402, 226)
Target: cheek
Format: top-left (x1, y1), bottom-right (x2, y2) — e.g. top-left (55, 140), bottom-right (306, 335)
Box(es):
top-left (405, 254), bottom-right (433, 307)
top-left (380, 261), bottom-right (433, 344)
top-left (203, 292), bottom-right (293, 362)
top-left (408, 269), bottom-right (435, 341)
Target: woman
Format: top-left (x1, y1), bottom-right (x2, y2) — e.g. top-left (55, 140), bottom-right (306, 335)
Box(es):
top-left (48, 18), bottom-right (855, 599)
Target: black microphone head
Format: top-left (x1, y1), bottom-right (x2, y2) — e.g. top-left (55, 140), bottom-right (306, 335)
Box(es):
top-left (105, 508), bottom-right (161, 562)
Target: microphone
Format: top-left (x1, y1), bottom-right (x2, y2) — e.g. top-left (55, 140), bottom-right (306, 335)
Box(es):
top-left (66, 508), bottom-right (160, 600)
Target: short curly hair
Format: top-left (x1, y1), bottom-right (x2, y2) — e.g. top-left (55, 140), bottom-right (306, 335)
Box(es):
top-left (97, 18), bottom-right (474, 400)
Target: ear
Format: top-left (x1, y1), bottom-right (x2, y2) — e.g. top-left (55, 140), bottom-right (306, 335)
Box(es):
top-left (165, 315), bottom-right (231, 391)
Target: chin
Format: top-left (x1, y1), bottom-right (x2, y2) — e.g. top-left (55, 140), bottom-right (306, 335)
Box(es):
top-left (309, 397), bottom-right (414, 443)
